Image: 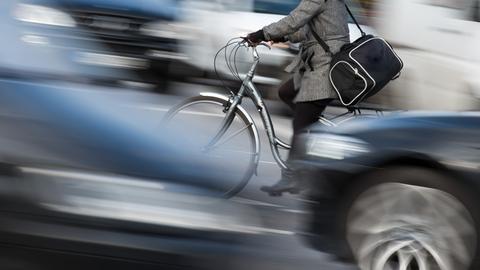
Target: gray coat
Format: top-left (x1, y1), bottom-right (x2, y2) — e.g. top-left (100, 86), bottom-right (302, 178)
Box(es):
top-left (263, 0), bottom-right (350, 102)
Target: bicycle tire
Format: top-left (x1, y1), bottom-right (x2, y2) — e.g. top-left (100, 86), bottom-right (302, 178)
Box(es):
top-left (163, 95), bottom-right (258, 198)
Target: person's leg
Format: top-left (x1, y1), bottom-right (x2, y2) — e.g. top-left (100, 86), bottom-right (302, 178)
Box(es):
top-left (289, 99), bottom-right (332, 159)
top-left (293, 100), bottom-right (330, 132)
top-left (278, 78), bottom-right (296, 111)
top-left (261, 99), bottom-right (332, 196)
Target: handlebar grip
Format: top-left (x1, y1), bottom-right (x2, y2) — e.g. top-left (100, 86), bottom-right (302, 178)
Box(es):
top-left (241, 37), bottom-right (271, 49)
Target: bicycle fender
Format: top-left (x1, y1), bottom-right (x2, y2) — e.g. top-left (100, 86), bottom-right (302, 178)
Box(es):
top-left (199, 92), bottom-right (261, 175)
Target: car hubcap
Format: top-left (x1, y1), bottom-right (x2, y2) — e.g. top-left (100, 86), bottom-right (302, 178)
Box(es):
top-left (346, 183), bottom-right (476, 270)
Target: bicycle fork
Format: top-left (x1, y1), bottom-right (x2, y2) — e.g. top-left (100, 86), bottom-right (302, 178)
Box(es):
top-left (204, 85), bottom-right (246, 151)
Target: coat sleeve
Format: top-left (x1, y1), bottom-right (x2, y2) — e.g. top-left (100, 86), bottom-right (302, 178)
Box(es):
top-left (286, 25), bottom-right (308, 43)
top-left (263, 0), bottom-right (326, 40)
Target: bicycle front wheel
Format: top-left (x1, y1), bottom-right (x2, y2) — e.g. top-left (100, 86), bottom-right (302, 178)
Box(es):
top-left (163, 95), bottom-right (259, 198)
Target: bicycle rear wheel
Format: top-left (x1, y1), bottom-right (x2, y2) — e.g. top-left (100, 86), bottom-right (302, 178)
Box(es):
top-left (163, 95), bottom-right (259, 198)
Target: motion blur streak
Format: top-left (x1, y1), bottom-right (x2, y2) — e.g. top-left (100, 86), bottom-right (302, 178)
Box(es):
top-left (20, 167), bottom-right (263, 234)
top-left (0, 0), bottom-right (479, 270)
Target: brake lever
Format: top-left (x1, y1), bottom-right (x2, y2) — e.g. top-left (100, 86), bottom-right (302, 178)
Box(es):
top-left (258, 41), bottom-right (272, 50)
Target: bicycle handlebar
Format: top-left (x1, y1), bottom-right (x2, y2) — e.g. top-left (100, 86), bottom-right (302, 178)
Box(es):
top-left (241, 38), bottom-right (272, 50)
top-left (239, 38), bottom-right (271, 61)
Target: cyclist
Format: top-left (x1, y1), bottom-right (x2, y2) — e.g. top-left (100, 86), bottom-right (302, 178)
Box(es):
top-left (246, 0), bottom-right (350, 196)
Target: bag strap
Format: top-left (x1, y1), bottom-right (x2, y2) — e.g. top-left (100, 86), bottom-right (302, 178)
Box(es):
top-left (309, 2), bottom-right (366, 53)
top-left (308, 21), bottom-right (332, 54)
top-left (344, 4), bottom-right (366, 36)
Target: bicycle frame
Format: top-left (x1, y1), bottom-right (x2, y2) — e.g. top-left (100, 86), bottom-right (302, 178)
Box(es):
top-left (206, 44), bottom-right (291, 170)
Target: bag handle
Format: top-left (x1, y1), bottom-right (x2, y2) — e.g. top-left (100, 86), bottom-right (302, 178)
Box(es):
top-left (309, 3), bottom-right (366, 53)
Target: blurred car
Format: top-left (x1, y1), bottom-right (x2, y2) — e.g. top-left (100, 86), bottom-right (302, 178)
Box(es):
top-left (293, 112), bottom-right (480, 270)
top-left (2, 0), bottom-right (257, 185)
top-left (0, 162), bottom-right (263, 270)
top-left (0, 2), bottom-right (267, 269)
top-left (11, 0), bottom-right (187, 91)
top-left (178, 0), bottom-right (373, 99)
top-left (371, 0), bottom-right (480, 110)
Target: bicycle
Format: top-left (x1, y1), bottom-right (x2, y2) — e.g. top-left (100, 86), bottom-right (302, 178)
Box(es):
top-left (163, 38), bottom-right (385, 198)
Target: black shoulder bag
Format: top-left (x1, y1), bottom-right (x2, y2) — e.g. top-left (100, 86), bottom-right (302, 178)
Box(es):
top-left (310, 4), bottom-right (403, 106)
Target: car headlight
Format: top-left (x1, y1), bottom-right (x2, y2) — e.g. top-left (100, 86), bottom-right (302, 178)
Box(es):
top-left (14, 4), bottom-right (76, 27)
top-left (306, 134), bottom-right (370, 160)
top-left (140, 21), bottom-right (192, 40)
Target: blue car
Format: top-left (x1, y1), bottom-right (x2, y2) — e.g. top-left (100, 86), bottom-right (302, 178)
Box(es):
top-left (10, 0), bottom-right (185, 90)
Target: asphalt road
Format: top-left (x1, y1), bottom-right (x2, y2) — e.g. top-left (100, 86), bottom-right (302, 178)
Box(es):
top-left (131, 82), bottom-right (359, 270)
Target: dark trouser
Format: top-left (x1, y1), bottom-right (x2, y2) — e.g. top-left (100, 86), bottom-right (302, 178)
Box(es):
top-left (278, 78), bottom-right (332, 168)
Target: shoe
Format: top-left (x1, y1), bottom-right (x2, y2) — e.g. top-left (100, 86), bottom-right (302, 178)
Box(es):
top-left (260, 177), bottom-right (301, 196)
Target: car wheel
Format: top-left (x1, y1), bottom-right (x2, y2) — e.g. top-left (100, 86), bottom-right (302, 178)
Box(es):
top-left (343, 167), bottom-right (479, 270)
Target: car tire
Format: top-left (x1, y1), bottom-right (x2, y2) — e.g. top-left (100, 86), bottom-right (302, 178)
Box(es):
top-left (340, 166), bottom-right (480, 270)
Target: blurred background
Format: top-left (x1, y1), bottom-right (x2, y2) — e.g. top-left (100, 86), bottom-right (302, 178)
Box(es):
top-left (0, 0), bottom-right (479, 269)
top-left (4, 0), bottom-right (479, 108)
top-left (3, 0), bottom-right (477, 108)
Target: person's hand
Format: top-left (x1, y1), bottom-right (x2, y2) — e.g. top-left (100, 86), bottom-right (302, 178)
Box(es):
top-left (246, 30), bottom-right (265, 45)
